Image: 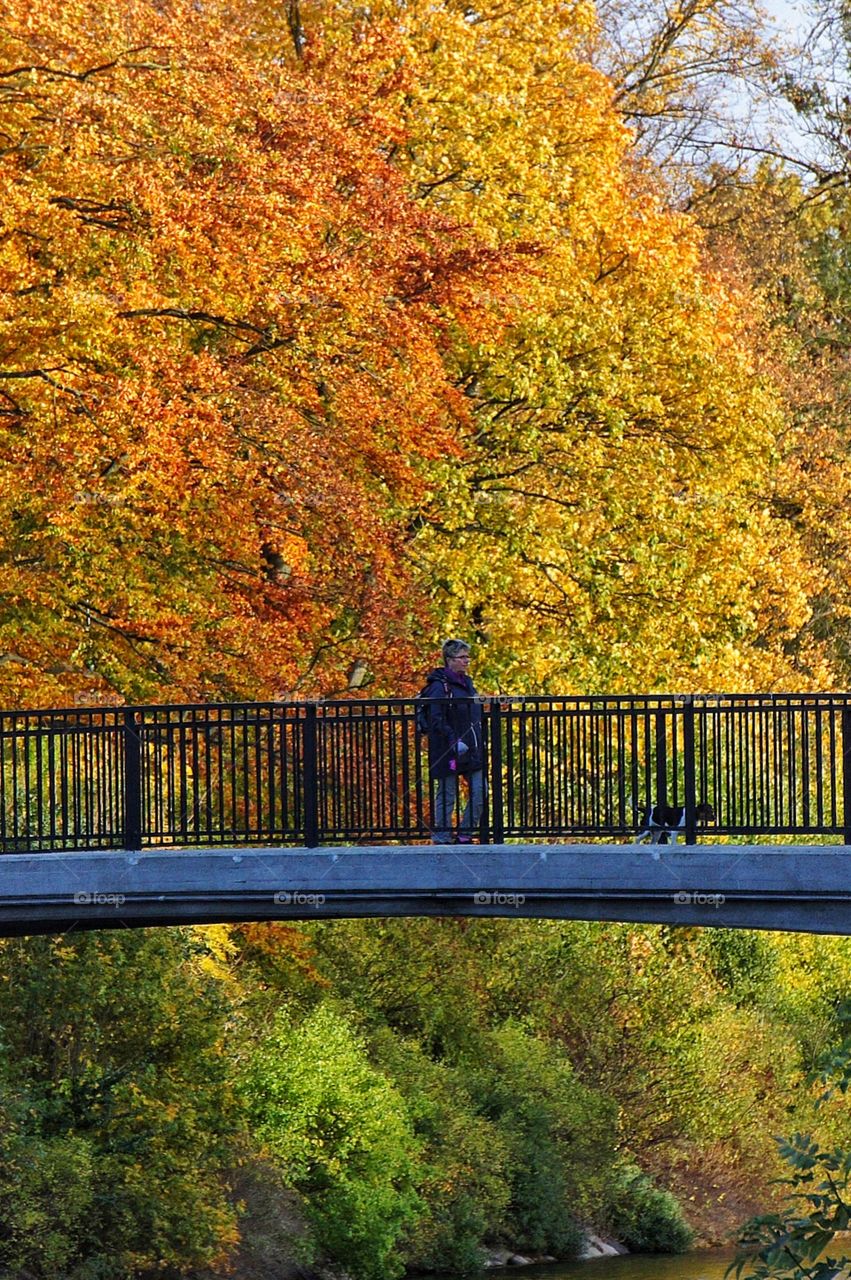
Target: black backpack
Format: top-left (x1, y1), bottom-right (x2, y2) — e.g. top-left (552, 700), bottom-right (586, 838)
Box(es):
top-left (415, 678), bottom-right (449, 734)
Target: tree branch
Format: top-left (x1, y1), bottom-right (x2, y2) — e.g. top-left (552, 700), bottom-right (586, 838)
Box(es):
top-left (0, 47), bottom-right (169, 82)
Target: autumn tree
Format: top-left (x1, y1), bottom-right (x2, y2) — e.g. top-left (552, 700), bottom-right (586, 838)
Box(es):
top-left (0, 0), bottom-right (515, 706)
top-left (291, 0), bottom-right (819, 693)
top-left (693, 3), bottom-right (851, 691)
top-left (591, 0), bottom-right (791, 183)
top-left (3, 0), bottom-right (843, 708)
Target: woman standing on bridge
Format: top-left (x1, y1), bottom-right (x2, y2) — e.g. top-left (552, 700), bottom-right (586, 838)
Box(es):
top-left (423, 640), bottom-right (485, 844)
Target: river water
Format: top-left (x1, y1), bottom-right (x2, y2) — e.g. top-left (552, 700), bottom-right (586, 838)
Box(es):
top-left (490, 1251), bottom-right (740, 1280)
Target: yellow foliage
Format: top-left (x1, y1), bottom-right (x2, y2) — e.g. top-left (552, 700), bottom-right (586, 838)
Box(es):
top-left (297, 0), bottom-right (816, 692)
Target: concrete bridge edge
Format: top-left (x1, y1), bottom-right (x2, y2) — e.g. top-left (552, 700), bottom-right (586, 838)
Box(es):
top-left (0, 843), bottom-right (849, 937)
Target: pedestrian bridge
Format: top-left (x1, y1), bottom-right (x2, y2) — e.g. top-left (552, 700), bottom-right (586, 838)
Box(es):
top-left (2, 694), bottom-right (851, 936)
top-left (2, 842), bottom-right (850, 936)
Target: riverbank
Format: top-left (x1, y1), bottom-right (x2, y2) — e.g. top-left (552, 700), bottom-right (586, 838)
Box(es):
top-left (190, 1157), bottom-right (764, 1280)
top-left (483, 1233), bottom-right (627, 1269)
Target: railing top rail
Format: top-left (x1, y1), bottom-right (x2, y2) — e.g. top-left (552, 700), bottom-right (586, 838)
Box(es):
top-left (3, 691), bottom-right (851, 719)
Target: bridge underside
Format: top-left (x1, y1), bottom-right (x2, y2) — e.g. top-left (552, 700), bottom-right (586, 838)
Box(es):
top-left (0, 843), bottom-right (850, 936)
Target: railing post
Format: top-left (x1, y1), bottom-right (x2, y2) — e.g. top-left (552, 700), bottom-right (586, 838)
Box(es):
top-left (682, 697), bottom-right (697, 845)
top-left (123, 708), bottom-right (143, 852)
top-left (655, 710), bottom-right (668, 809)
top-left (302, 702), bottom-right (320, 848)
top-left (842, 706), bottom-right (851, 846)
top-left (489, 698), bottom-right (505, 845)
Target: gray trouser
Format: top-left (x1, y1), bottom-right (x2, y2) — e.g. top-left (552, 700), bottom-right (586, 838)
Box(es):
top-left (432, 770), bottom-right (486, 844)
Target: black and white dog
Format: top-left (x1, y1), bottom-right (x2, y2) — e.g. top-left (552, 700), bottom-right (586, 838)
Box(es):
top-left (635, 801), bottom-right (716, 846)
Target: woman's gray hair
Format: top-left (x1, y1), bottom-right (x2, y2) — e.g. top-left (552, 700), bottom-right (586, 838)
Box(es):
top-left (442, 639), bottom-right (471, 663)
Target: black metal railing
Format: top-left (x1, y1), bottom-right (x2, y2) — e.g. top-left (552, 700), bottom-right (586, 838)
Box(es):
top-left (1, 695), bottom-right (850, 853)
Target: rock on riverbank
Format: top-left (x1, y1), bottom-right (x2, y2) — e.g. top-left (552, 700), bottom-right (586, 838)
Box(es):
top-left (483, 1233), bottom-right (628, 1267)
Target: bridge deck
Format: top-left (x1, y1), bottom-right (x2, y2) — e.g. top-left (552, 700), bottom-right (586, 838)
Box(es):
top-left (1, 843), bottom-right (849, 936)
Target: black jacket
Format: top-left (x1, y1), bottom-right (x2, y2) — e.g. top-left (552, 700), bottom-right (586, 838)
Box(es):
top-left (423, 667), bottom-right (484, 779)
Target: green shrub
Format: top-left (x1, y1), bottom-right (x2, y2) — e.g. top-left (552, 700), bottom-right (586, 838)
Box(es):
top-left (463, 1025), bottom-right (616, 1257)
top-left (367, 1033), bottom-right (511, 1275)
top-left (606, 1162), bottom-right (694, 1254)
top-left (0, 933), bottom-right (239, 1279)
top-left (0, 1085), bottom-right (94, 1277)
top-left (240, 1005), bottom-right (421, 1280)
